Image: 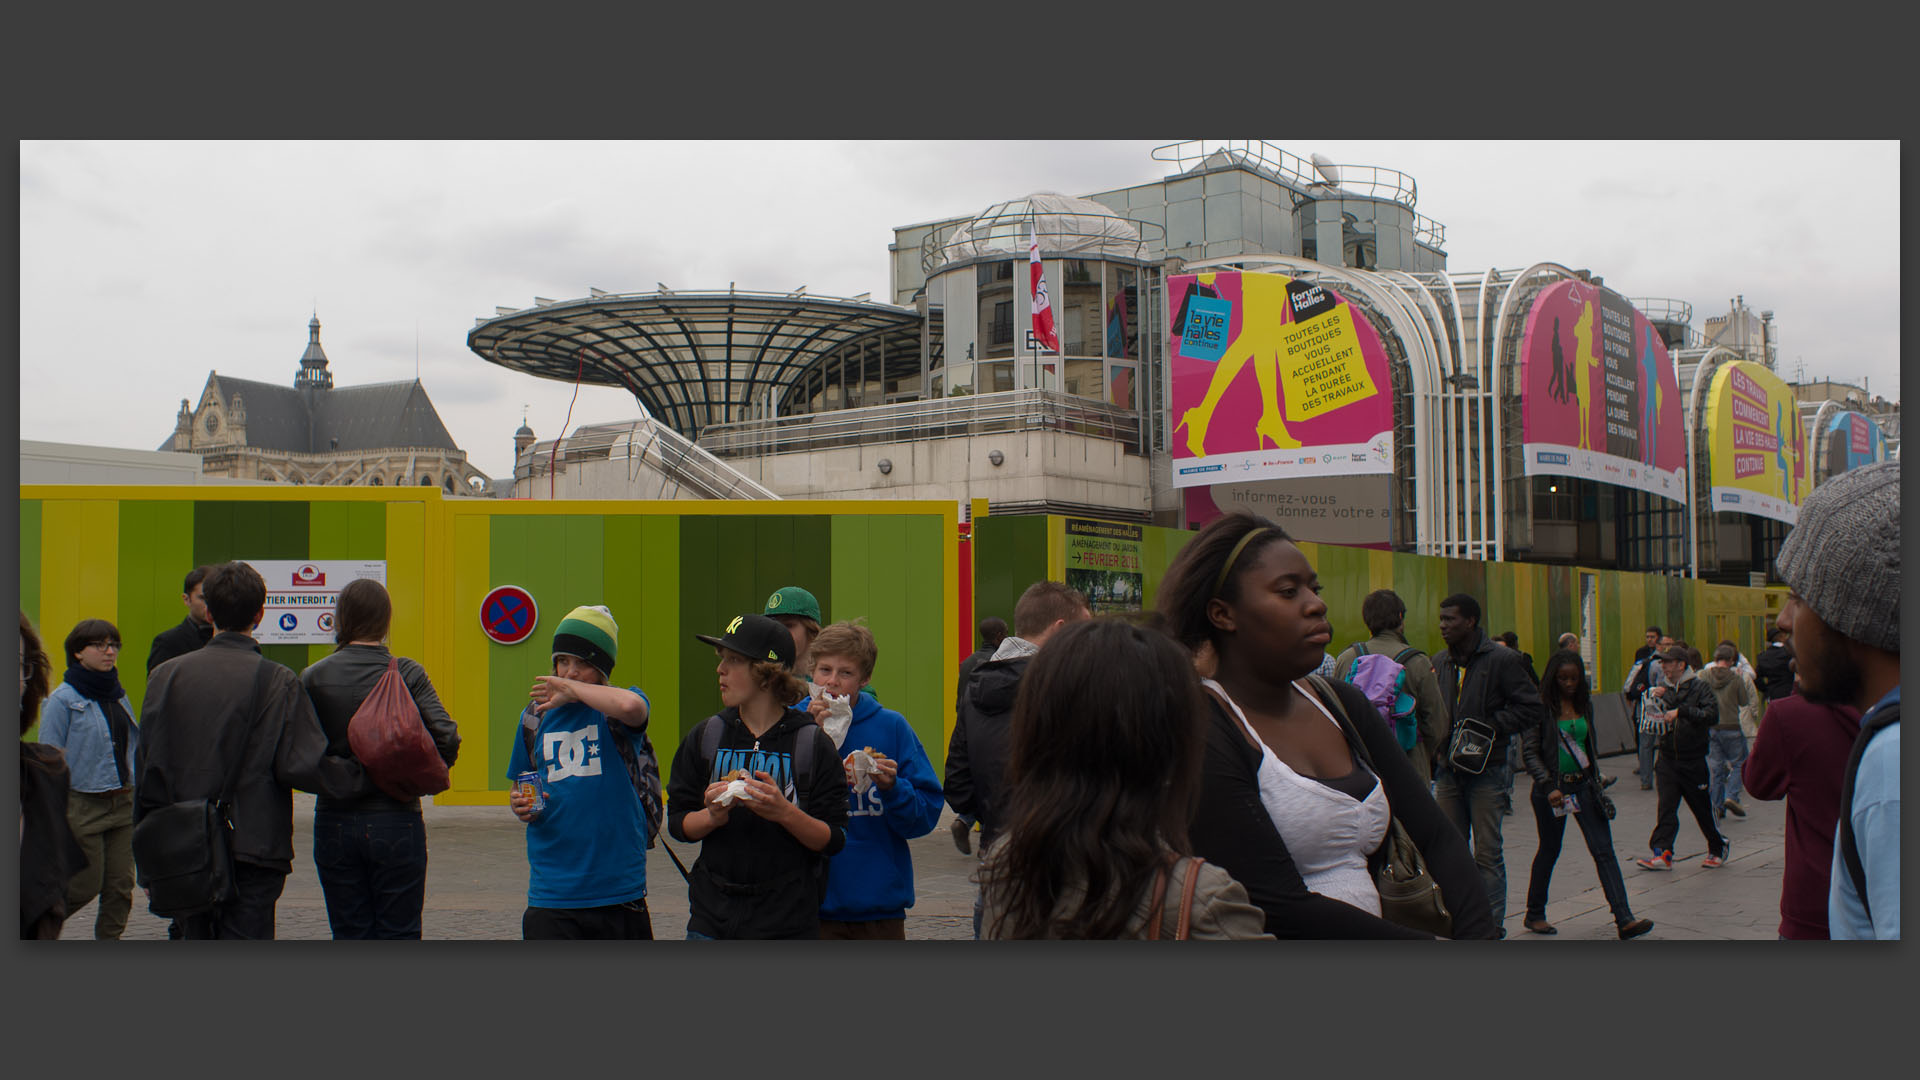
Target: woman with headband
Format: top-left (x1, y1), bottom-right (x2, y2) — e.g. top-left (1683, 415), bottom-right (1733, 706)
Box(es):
top-left (1158, 512), bottom-right (1495, 938)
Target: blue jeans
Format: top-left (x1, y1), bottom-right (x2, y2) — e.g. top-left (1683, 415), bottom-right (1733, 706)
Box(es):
top-left (1433, 759), bottom-right (1513, 935)
top-left (313, 808), bottom-right (429, 940)
top-left (1636, 727), bottom-right (1658, 785)
top-left (1525, 779), bottom-right (1635, 926)
top-left (1706, 730), bottom-right (1748, 810)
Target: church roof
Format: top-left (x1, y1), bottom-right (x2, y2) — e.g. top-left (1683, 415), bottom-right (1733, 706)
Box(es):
top-left (160, 319), bottom-right (460, 455)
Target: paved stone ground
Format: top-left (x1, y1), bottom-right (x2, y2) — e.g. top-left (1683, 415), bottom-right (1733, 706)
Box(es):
top-left (61, 756), bottom-right (1788, 941)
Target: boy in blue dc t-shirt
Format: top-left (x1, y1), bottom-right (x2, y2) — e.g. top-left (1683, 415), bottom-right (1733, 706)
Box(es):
top-left (507, 605), bottom-right (653, 939)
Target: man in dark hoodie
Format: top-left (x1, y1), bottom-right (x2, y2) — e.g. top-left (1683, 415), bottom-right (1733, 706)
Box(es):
top-left (948, 616), bottom-right (1007, 854)
top-left (944, 581), bottom-right (1089, 938)
top-left (1635, 646), bottom-right (1727, 871)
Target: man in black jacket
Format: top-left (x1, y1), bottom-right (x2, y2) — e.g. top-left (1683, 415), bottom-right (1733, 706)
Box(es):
top-left (945, 581), bottom-right (1088, 937)
top-left (1432, 593), bottom-right (1544, 938)
top-left (1635, 646), bottom-right (1727, 870)
top-left (134, 561), bottom-right (365, 939)
top-left (1754, 626), bottom-right (1795, 702)
top-left (145, 565), bottom-right (214, 675)
top-left (947, 616), bottom-right (1007, 854)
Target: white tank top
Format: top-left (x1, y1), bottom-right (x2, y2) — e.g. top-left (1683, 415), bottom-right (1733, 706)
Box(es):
top-left (1205, 678), bottom-right (1390, 915)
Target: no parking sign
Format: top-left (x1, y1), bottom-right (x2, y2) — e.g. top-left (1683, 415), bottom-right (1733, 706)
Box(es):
top-left (480, 585), bottom-right (539, 645)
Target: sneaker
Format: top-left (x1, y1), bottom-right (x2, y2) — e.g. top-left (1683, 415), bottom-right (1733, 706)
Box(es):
top-left (1723, 799), bottom-right (1747, 818)
top-left (1636, 851), bottom-right (1673, 871)
top-left (950, 816), bottom-right (972, 855)
top-left (1703, 844), bottom-right (1729, 869)
top-left (1602, 774), bottom-right (1618, 789)
top-left (1523, 918), bottom-right (1557, 935)
top-left (1618, 918), bottom-right (1654, 940)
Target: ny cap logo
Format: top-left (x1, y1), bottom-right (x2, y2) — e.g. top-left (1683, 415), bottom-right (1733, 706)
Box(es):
top-left (726, 616), bottom-right (744, 634)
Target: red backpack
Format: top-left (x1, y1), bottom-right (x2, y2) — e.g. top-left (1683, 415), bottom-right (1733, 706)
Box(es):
top-left (346, 657), bottom-right (450, 800)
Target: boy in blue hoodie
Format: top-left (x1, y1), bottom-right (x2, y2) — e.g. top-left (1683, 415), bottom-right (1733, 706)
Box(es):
top-left (807, 621), bottom-right (944, 939)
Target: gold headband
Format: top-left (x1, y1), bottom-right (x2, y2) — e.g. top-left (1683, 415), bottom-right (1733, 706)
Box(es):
top-left (1214, 527), bottom-right (1276, 599)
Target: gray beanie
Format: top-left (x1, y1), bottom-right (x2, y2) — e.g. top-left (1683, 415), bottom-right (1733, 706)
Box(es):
top-left (1774, 459), bottom-right (1900, 653)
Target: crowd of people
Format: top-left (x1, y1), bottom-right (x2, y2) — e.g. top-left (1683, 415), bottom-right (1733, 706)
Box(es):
top-left (17, 463), bottom-right (1899, 941)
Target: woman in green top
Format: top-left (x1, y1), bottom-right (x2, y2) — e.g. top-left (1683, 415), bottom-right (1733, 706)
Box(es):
top-left (1520, 651), bottom-right (1654, 939)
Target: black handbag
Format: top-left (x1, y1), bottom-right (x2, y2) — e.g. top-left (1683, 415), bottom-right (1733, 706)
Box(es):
top-left (132, 663), bottom-right (267, 919)
top-left (1307, 675), bottom-right (1453, 938)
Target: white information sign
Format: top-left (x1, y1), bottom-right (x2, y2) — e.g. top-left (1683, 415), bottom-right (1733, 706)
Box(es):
top-left (241, 560), bottom-right (388, 644)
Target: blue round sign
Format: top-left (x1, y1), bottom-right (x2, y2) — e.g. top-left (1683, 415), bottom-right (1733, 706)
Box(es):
top-left (480, 585), bottom-right (539, 645)
top-left (278, 613), bottom-right (298, 632)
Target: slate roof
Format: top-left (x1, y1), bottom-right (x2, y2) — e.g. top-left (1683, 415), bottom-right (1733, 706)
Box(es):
top-left (159, 376), bottom-right (459, 454)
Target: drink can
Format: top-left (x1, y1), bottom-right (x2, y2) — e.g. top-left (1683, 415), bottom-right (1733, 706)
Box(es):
top-left (513, 770), bottom-right (546, 815)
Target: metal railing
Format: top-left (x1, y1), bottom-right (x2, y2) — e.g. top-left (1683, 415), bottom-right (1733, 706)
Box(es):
top-left (522, 419), bottom-right (778, 500)
top-left (1153, 140), bottom-right (1423, 208)
top-left (698, 389), bottom-right (1143, 458)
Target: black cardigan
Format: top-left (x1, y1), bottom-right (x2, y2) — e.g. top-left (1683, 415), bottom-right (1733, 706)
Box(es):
top-left (1188, 677), bottom-right (1497, 939)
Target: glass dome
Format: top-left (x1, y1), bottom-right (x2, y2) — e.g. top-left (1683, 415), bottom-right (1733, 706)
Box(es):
top-left (939, 191), bottom-right (1146, 264)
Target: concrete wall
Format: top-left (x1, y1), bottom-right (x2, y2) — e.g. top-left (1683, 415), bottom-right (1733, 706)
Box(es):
top-left (20, 439), bottom-right (266, 486)
top-left (727, 429), bottom-right (1151, 513)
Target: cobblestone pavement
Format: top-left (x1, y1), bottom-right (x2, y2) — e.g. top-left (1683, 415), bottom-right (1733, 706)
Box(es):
top-left (62, 758), bottom-right (1789, 941)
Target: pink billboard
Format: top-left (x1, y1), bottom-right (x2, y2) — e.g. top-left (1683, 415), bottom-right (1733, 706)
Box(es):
top-left (1168, 271), bottom-right (1395, 489)
top-left (1518, 280), bottom-right (1686, 502)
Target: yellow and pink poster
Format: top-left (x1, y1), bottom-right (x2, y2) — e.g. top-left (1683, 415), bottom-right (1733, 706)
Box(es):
top-left (1168, 271), bottom-right (1393, 489)
top-left (1519, 280), bottom-right (1686, 501)
top-left (1704, 360), bottom-right (1810, 524)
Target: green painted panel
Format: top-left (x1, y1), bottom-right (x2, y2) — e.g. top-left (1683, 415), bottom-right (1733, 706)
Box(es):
top-left (194, 499), bottom-right (310, 564)
top-left (487, 515), bottom-right (606, 791)
top-left (677, 516), bottom-right (723, 740)
top-left (1313, 542), bottom-right (1370, 656)
top-left (974, 516), bottom-right (1047, 631)
top-left (116, 500), bottom-right (195, 714)
top-left (20, 500), bottom-right (41, 626)
top-left (828, 517), bottom-right (875, 641)
top-left (605, 515), bottom-right (683, 779)
top-left (305, 501), bottom-right (388, 669)
top-left (898, 515), bottom-right (947, 769)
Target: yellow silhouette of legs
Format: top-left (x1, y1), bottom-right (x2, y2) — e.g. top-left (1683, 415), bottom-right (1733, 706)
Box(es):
top-left (1252, 352), bottom-right (1300, 448)
top-left (1573, 302), bottom-right (1597, 451)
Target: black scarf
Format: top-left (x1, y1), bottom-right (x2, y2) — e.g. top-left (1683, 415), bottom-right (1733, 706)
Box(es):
top-left (63, 665), bottom-right (133, 788)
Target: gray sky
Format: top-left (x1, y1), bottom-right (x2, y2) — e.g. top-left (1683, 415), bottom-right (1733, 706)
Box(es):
top-left (20, 140), bottom-right (1899, 481)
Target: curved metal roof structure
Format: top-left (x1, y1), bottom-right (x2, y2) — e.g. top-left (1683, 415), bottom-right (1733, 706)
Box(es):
top-left (468, 289), bottom-right (922, 442)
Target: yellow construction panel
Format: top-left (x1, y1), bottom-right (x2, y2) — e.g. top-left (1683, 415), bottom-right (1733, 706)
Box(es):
top-left (385, 501), bottom-right (427, 663)
top-left (445, 512), bottom-right (493, 793)
top-left (39, 499), bottom-right (119, 641)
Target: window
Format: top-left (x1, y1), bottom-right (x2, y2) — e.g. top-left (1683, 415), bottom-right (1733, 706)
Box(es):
top-left (419, 475), bottom-right (433, 486)
top-left (990, 301), bottom-right (1013, 345)
top-left (370, 476), bottom-right (383, 486)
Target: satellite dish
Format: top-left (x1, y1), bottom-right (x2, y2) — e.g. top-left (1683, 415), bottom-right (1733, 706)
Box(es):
top-left (1310, 153), bottom-right (1341, 185)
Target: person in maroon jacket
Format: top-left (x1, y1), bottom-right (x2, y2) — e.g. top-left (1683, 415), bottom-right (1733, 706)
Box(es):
top-left (1742, 693), bottom-right (1861, 939)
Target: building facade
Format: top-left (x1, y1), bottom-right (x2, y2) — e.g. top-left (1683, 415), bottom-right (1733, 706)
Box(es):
top-left (163, 316), bottom-right (488, 492)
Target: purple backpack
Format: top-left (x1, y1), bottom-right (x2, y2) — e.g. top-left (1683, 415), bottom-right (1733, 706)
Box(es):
top-left (1344, 644), bottom-right (1421, 751)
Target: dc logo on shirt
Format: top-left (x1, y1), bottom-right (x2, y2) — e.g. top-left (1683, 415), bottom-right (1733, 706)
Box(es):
top-left (543, 726), bottom-right (604, 781)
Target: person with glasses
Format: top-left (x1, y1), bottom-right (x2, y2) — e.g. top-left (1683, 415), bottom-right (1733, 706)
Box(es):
top-left (37, 619), bottom-right (139, 939)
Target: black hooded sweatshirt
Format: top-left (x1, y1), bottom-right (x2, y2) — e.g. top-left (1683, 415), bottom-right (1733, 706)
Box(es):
top-left (943, 652), bottom-right (1032, 845)
top-left (666, 705), bottom-right (847, 939)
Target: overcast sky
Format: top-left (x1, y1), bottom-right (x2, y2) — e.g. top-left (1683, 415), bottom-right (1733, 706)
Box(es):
top-left (20, 140), bottom-right (1899, 481)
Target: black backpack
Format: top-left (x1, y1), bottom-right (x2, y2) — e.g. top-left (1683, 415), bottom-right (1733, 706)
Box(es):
top-left (1836, 699), bottom-right (1900, 926)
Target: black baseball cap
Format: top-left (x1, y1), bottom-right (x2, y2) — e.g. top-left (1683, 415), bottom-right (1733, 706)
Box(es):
top-left (695, 613), bottom-right (797, 670)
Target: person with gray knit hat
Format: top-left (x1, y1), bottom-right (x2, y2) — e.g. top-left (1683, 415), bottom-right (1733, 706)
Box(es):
top-left (1774, 459), bottom-right (1899, 939)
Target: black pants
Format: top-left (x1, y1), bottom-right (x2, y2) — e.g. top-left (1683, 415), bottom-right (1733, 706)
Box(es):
top-left (313, 808), bottom-right (429, 939)
top-left (523, 898), bottom-right (654, 939)
top-left (174, 863), bottom-right (287, 940)
top-left (1648, 757), bottom-right (1726, 859)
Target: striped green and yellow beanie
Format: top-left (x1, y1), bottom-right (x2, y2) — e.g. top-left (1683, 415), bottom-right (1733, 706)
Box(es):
top-left (553, 604), bottom-right (618, 679)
